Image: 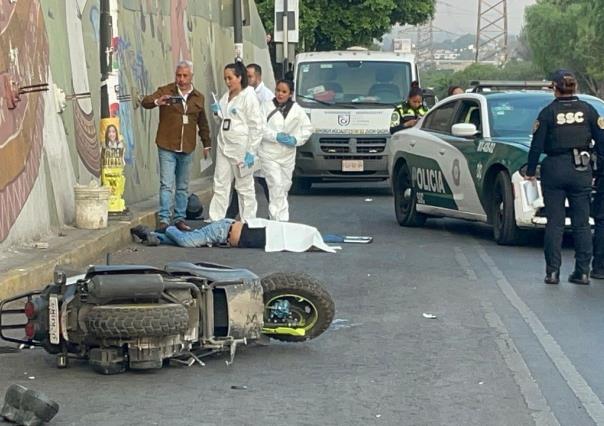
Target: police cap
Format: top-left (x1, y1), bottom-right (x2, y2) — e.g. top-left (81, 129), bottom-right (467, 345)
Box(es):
top-left (551, 69), bottom-right (576, 88)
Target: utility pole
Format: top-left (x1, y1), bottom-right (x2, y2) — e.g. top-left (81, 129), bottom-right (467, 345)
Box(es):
top-left (99, 0), bottom-right (112, 118)
top-left (282, 0), bottom-right (289, 79)
top-left (416, 20), bottom-right (434, 68)
top-left (475, 0), bottom-right (508, 64)
top-left (234, 0), bottom-right (243, 61)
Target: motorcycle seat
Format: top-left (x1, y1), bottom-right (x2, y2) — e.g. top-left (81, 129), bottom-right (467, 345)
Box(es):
top-left (164, 261), bottom-right (258, 283)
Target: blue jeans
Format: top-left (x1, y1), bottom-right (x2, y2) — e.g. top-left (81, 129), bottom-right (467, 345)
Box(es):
top-left (158, 148), bottom-right (192, 224)
top-left (154, 219), bottom-right (234, 248)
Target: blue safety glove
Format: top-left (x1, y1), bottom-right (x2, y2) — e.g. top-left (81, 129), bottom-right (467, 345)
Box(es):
top-left (210, 102), bottom-right (220, 113)
top-left (244, 152), bottom-right (255, 168)
top-left (276, 132), bottom-right (297, 147)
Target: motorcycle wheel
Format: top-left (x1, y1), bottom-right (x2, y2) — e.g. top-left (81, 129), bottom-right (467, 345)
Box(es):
top-left (261, 272), bottom-right (335, 342)
top-left (85, 304), bottom-right (189, 338)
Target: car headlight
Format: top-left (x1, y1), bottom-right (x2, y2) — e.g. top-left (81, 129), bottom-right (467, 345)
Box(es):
top-left (519, 164), bottom-right (541, 179)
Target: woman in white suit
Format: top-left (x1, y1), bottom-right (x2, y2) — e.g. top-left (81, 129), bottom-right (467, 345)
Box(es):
top-left (259, 80), bottom-right (313, 221)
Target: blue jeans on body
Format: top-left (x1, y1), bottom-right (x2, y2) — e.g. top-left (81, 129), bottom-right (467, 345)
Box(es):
top-left (158, 148), bottom-right (193, 224)
top-left (153, 219), bottom-right (234, 247)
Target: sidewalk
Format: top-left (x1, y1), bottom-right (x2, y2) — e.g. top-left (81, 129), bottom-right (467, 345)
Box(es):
top-left (0, 177), bottom-right (213, 300)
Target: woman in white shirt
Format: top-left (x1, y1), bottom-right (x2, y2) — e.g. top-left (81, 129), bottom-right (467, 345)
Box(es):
top-left (208, 62), bottom-right (264, 222)
top-left (259, 80), bottom-right (313, 221)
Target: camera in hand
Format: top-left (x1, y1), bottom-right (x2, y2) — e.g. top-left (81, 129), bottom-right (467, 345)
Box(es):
top-left (168, 96), bottom-right (183, 104)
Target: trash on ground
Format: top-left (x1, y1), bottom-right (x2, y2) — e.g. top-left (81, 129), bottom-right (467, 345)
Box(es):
top-left (231, 385), bottom-right (248, 390)
top-left (376, 414), bottom-right (382, 418)
top-left (27, 377), bottom-right (35, 380)
top-left (422, 313), bottom-right (437, 319)
top-left (364, 198), bottom-right (373, 202)
top-left (32, 242), bottom-right (49, 249)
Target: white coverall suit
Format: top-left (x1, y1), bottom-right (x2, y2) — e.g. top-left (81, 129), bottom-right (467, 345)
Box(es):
top-left (209, 86), bottom-right (264, 222)
top-left (259, 100), bottom-right (313, 221)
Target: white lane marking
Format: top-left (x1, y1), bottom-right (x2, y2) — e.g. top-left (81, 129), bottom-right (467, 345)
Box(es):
top-left (454, 247), bottom-right (478, 281)
top-left (455, 247), bottom-right (558, 425)
top-left (477, 245), bottom-right (604, 424)
top-left (483, 302), bottom-right (560, 426)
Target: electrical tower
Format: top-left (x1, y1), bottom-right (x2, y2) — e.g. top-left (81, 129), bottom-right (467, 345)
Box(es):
top-left (416, 20), bottom-right (434, 68)
top-left (475, 0), bottom-right (508, 64)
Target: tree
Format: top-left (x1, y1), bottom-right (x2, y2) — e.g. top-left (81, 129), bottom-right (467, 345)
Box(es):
top-left (524, 0), bottom-right (604, 96)
top-left (255, 0), bottom-right (435, 52)
top-left (422, 61), bottom-right (545, 99)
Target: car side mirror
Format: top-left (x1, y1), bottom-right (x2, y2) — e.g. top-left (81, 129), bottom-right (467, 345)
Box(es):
top-left (451, 123), bottom-right (479, 138)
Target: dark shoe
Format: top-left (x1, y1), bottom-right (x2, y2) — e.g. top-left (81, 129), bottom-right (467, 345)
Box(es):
top-left (590, 269), bottom-right (604, 279)
top-left (144, 234), bottom-right (161, 247)
top-left (544, 271), bottom-right (560, 285)
top-left (130, 225), bottom-right (151, 242)
top-left (569, 271), bottom-right (590, 285)
top-left (155, 222), bottom-right (169, 233)
top-left (175, 221), bottom-right (191, 231)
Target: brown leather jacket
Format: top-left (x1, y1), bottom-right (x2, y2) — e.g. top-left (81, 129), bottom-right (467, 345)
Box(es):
top-left (141, 83), bottom-right (211, 153)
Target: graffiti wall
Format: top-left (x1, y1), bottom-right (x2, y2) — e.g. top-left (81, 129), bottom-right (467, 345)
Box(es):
top-left (0, 0), bottom-right (274, 247)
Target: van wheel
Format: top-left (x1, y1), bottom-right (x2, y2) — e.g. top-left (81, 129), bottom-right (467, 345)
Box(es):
top-left (291, 178), bottom-right (312, 195)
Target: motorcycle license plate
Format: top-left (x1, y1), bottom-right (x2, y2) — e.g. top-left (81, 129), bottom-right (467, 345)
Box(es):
top-left (342, 159), bottom-right (363, 172)
top-left (48, 295), bottom-right (60, 344)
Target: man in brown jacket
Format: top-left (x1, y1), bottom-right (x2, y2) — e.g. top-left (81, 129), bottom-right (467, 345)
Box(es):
top-left (142, 60), bottom-right (211, 231)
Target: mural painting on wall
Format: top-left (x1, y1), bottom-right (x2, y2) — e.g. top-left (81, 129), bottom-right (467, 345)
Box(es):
top-left (0, 1), bottom-right (49, 242)
top-left (171, 0), bottom-right (192, 66)
top-left (67, 0), bottom-right (100, 177)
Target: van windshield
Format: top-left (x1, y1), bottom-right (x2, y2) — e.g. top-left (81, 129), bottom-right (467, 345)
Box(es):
top-left (295, 60), bottom-right (412, 108)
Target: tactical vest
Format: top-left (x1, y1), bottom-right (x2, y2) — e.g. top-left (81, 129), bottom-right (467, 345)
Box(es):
top-left (395, 102), bottom-right (427, 119)
top-left (545, 98), bottom-right (592, 153)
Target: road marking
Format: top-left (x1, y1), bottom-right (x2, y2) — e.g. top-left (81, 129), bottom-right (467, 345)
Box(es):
top-left (482, 302), bottom-right (560, 426)
top-left (477, 245), bottom-right (604, 425)
top-left (454, 247), bottom-right (558, 425)
top-left (454, 246), bottom-right (477, 281)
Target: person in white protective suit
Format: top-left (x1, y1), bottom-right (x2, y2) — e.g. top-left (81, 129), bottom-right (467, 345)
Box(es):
top-left (208, 62), bottom-right (264, 222)
top-left (259, 79), bottom-right (313, 221)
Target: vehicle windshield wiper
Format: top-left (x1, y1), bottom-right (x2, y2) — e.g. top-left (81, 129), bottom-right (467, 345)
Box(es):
top-left (348, 100), bottom-right (397, 107)
top-left (295, 94), bottom-right (335, 106)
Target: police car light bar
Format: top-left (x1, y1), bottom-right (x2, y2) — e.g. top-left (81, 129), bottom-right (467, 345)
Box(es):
top-left (469, 80), bottom-right (553, 93)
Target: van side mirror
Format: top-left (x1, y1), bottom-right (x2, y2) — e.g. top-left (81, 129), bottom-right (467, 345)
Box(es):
top-left (451, 123), bottom-right (479, 138)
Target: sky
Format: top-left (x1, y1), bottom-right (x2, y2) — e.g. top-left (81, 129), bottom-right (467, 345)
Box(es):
top-left (432, 0), bottom-right (536, 37)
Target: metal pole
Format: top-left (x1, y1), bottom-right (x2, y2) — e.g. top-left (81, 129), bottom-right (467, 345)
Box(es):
top-left (234, 0), bottom-right (243, 61)
top-left (283, 0), bottom-right (288, 79)
top-left (100, 0), bottom-right (111, 118)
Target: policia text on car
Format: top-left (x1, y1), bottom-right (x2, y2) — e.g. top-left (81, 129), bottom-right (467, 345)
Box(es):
top-left (526, 69), bottom-right (604, 285)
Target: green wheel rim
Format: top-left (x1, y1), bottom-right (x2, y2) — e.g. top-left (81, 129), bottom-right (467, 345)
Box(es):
top-left (265, 294), bottom-right (319, 331)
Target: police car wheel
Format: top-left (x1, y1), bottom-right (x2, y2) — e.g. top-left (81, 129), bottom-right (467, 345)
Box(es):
top-left (394, 164), bottom-right (426, 227)
top-left (492, 171), bottom-right (520, 245)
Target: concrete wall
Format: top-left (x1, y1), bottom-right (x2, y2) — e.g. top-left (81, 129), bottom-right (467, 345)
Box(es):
top-left (0, 0), bottom-right (273, 247)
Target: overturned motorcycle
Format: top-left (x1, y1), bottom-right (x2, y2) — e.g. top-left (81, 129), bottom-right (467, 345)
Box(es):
top-left (0, 262), bottom-right (335, 374)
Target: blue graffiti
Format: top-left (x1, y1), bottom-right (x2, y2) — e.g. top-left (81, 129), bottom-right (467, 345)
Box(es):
top-left (89, 6), bottom-right (100, 43)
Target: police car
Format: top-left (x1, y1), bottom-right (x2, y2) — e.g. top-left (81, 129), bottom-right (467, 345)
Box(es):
top-left (388, 81), bottom-right (604, 244)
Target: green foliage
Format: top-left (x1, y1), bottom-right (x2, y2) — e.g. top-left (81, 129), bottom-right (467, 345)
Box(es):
top-left (255, 0), bottom-right (435, 51)
top-left (422, 61), bottom-right (545, 99)
top-left (524, 0), bottom-right (604, 96)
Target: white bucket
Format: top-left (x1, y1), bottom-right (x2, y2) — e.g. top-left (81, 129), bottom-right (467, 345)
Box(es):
top-left (74, 184), bottom-right (111, 229)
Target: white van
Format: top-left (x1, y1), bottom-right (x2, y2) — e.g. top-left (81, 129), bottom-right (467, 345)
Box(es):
top-left (292, 49), bottom-right (419, 192)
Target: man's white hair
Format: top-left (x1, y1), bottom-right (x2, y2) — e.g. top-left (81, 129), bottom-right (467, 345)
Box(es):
top-left (176, 60), bottom-right (193, 73)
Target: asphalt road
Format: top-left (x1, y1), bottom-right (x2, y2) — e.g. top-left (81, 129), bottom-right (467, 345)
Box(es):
top-left (2, 182), bottom-right (604, 425)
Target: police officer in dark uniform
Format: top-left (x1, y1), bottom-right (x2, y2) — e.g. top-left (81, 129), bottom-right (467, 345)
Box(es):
top-left (590, 118), bottom-right (604, 278)
top-left (389, 87), bottom-right (428, 134)
top-left (526, 69), bottom-right (604, 285)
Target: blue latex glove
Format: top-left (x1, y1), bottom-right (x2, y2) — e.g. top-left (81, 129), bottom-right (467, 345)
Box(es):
top-left (244, 152), bottom-right (255, 168)
top-left (276, 132), bottom-right (297, 147)
top-left (210, 102), bottom-right (220, 113)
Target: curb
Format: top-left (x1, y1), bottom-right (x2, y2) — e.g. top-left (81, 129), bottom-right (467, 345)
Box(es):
top-left (0, 181), bottom-right (213, 300)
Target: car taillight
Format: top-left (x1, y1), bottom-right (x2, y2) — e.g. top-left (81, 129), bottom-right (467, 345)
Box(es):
top-left (24, 301), bottom-right (36, 319)
top-left (24, 322), bottom-right (35, 339)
